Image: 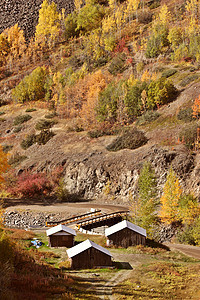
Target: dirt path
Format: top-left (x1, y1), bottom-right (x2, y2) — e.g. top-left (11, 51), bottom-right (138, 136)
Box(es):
top-left (164, 242), bottom-right (200, 260)
top-left (5, 202), bottom-right (129, 215)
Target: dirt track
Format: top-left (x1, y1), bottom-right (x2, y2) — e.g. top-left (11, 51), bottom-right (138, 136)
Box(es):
top-left (164, 242), bottom-right (200, 260)
top-left (5, 201), bottom-right (129, 215)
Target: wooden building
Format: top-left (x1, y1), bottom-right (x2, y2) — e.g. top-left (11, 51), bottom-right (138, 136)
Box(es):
top-left (46, 224), bottom-right (76, 247)
top-left (105, 220), bottom-right (146, 248)
top-left (67, 239), bottom-right (112, 269)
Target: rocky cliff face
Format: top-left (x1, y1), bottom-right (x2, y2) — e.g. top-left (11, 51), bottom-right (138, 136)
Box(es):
top-left (0, 0), bottom-right (74, 39)
top-left (18, 131), bottom-right (197, 203)
top-left (62, 145), bottom-right (196, 203)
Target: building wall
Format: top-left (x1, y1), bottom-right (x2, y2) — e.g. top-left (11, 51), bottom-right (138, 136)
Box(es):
top-left (49, 234), bottom-right (74, 247)
top-left (71, 248), bottom-right (112, 269)
top-left (0, 0), bottom-right (74, 39)
top-left (107, 228), bottom-right (146, 248)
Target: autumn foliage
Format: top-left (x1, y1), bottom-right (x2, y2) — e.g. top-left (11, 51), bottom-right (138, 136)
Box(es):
top-left (0, 144), bottom-right (9, 185)
top-left (160, 167), bottom-right (182, 224)
top-left (192, 94), bottom-right (200, 119)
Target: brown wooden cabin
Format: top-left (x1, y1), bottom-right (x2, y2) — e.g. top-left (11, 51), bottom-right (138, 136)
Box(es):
top-left (46, 224), bottom-right (76, 247)
top-left (105, 220), bottom-right (146, 248)
top-left (67, 239), bottom-right (112, 269)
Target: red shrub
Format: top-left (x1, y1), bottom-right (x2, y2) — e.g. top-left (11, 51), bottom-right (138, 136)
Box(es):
top-left (14, 171), bottom-right (53, 198)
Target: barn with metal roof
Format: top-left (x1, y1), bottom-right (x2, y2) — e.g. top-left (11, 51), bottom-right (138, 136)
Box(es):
top-left (105, 220), bottom-right (146, 248)
top-left (67, 239), bottom-right (112, 269)
top-left (46, 224), bottom-right (76, 248)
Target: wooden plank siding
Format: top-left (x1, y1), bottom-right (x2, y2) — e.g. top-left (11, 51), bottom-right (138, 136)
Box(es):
top-left (49, 234), bottom-right (74, 247)
top-left (70, 248), bottom-right (112, 269)
top-left (107, 227), bottom-right (146, 248)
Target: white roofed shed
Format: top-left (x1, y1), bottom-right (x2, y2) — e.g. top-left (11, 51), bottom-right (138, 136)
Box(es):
top-left (67, 239), bottom-right (112, 269)
top-left (46, 224), bottom-right (76, 247)
top-left (105, 220), bottom-right (146, 248)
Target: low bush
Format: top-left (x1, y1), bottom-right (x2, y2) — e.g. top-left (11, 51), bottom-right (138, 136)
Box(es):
top-left (45, 112), bottom-right (57, 119)
top-left (177, 217), bottom-right (200, 246)
top-left (161, 69), bottom-right (177, 78)
top-left (13, 125), bottom-right (23, 133)
top-left (2, 144), bottom-right (13, 153)
top-left (13, 114), bottom-right (32, 126)
top-left (0, 111), bottom-right (5, 116)
top-left (108, 53), bottom-right (127, 75)
top-left (88, 123), bottom-right (121, 138)
top-left (21, 129), bottom-right (55, 149)
top-left (179, 124), bottom-right (198, 149)
top-left (179, 74), bottom-right (199, 87)
top-left (8, 153), bottom-right (27, 167)
top-left (137, 9), bottom-right (152, 24)
top-left (136, 111), bottom-right (160, 125)
top-left (0, 98), bottom-right (8, 107)
top-left (36, 130), bottom-right (55, 145)
top-left (25, 108), bottom-right (37, 112)
top-left (35, 119), bottom-right (57, 130)
top-left (21, 134), bottom-right (36, 150)
top-left (106, 128), bottom-right (148, 151)
top-left (14, 171), bottom-right (53, 198)
top-left (177, 107), bottom-right (193, 122)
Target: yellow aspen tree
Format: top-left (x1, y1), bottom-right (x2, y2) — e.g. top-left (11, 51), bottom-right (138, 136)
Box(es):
top-left (160, 167), bottom-right (182, 224)
top-left (157, 4), bottom-right (171, 26)
top-left (74, 0), bottom-right (83, 12)
top-left (35, 0), bottom-right (61, 47)
top-left (124, 0), bottom-right (140, 23)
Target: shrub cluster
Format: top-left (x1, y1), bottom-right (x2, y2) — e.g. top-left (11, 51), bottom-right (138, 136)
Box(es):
top-left (35, 119), bottom-right (57, 130)
top-left (179, 74), bottom-right (199, 87)
top-left (161, 69), bottom-right (177, 78)
top-left (2, 144), bottom-right (13, 153)
top-left (8, 153), bottom-right (27, 167)
top-left (179, 124), bottom-right (198, 149)
top-left (106, 128), bottom-right (148, 151)
top-left (25, 108), bottom-right (37, 112)
top-left (136, 111), bottom-right (160, 125)
top-left (108, 53), bottom-right (128, 75)
top-left (13, 114), bottom-right (32, 126)
top-left (21, 130), bottom-right (55, 149)
top-left (177, 107), bottom-right (193, 122)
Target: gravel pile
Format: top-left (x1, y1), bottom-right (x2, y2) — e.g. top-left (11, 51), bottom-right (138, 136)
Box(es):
top-left (3, 210), bottom-right (69, 229)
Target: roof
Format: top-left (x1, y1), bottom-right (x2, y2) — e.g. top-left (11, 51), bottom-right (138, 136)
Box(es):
top-left (67, 239), bottom-right (112, 258)
top-left (46, 224), bottom-right (76, 236)
top-left (105, 220), bottom-right (146, 237)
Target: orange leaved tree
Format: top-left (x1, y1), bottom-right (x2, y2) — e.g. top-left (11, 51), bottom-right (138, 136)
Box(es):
top-left (192, 94), bottom-right (200, 119)
top-left (0, 145), bottom-right (9, 186)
